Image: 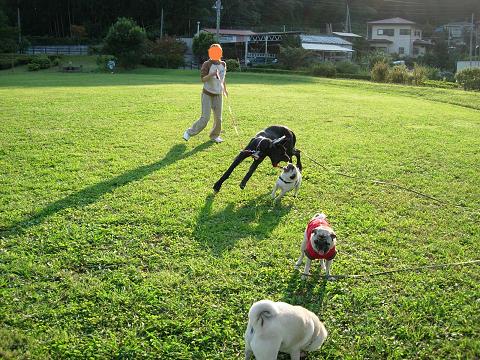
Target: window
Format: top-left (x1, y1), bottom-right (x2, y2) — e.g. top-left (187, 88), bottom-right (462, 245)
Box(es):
top-left (400, 29), bottom-right (410, 35)
top-left (377, 28), bottom-right (394, 36)
top-left (414, 30), bottom-right (421, 37)
top-left (399, 47), bottom-right (405, 54)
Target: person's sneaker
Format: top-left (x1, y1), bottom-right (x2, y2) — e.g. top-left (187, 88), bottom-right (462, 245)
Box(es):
top-left (183, 131), bottom-right (190, 141)
top-left (212, 137), bottom-right (224, 143)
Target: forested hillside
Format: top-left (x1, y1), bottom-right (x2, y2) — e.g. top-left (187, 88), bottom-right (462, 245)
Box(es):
top-left (2, 0), bottom-right (479, 39)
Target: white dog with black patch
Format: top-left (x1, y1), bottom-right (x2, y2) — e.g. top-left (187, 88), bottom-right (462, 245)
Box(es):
top-left (295, 213), bottom-right (337, 279)
top-left (271, 163), bottom-right (301, 203)
top-left (244, 300), bottom-right (327, 360)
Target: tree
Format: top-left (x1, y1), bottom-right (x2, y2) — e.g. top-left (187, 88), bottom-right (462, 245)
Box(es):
top-left (192, 31), bottom-right (216, 62)
top-left (103, 17), bottom-right (147, 68)
top-left (278, 46), bottom-right (310, 69)
top-left (0, 6), bottom-right (17, 53)
top-left (282, 34), bottom-right (301, 48)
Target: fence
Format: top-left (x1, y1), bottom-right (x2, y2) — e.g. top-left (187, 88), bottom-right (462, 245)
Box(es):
top-left (457, 61), bottom-right (480, 72)
top-left (25, 45), bottom-right (89, 56)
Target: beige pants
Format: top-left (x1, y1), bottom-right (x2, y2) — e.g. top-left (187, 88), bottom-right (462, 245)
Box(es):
top-left (187, 92), bottom-right (223, 139)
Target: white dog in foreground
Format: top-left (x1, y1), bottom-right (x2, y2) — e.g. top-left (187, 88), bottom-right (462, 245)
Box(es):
top-left (271, 163), bottom-right (302, 203)
top-left (244, 300), bottom-right (327, 360)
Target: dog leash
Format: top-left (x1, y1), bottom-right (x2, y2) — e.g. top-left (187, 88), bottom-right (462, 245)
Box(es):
top-left (302, 151), bottom-right (479, 216)
top-left (222, 102), bottom-right (283, 167)
top-left (299, 259), bottom-right (480, 281)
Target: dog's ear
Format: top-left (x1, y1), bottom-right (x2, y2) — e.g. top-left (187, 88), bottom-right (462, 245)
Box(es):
top-left (272, 135), bottom-right (286, 146)
top-left (331, 233), bottom-right (337, 241)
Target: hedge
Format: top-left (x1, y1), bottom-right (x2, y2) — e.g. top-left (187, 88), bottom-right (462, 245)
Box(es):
top-left (423, 80), bottom-right (459, 89)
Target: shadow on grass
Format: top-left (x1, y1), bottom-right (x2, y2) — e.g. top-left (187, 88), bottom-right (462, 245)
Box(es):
top-left (0, 141), bottom-right (214, 238)
top-left (281, 270), bottom-right (329, 316)
top-left (193, 192), bottom-right (292, 256)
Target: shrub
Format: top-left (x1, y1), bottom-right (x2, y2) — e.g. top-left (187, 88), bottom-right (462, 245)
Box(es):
top-left (103, 17), bottom-right (147, 69)
top-left (335, 61), bottom-right (360, 74)
top-left (245, 67), bottom-right (308, 76)
top-left (0, 58), bottom-right (14, 70)
top-left (388, 65), bottom-right (409, 84)
top-left (371, 61), bottom-right (389, 82)
top-left (27, 63), bottom-right (40, 71)
top-left (310, 62), bottom-right (336, 77)
top-left (30, 56), bottom-right (51, 69)
top-left (143, 37), bottom-right (186, 68)
top-left (423, 80), bottom-right (459, 89)
top-left (336, 73), bottom-right (371, 80)
top-left (439, 71), bottom-right (455, 82)
top-left (424, 66), bottom-right (441, 80)
top-left (278, 46), bottom-right (311, 70)
top-left (367, 50), bottom-right (392, 69)
top-left (412, 63), bottom-right (428, 85)
top-left (455, 68), bottom-right (480, 91)
top-left (225, 59), bottom-right (240, 72)
top-left (96, 55), bottom-right (118, 71)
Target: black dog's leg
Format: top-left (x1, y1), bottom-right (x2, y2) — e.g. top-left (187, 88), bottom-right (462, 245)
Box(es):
top-left (293, 149), bottom-right (302, 171)
top-left (213, 151), bottom-right (250, 192)
top-left (240, 156), bottom-right (265, 189)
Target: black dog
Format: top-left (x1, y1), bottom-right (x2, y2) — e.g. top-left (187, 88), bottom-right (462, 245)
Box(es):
top-left (213, 125), bottom-right (301, 192)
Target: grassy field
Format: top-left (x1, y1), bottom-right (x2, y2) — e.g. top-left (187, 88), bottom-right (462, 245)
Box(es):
top-left (0, 69), bottom-right (479, 359)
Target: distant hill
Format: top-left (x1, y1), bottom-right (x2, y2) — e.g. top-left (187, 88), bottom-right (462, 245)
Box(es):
top-left (2, 0), bottom-right (478, 38)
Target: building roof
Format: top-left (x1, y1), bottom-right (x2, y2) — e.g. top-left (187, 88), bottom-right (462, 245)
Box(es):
top-left (300, 34), bottom-right (352, 46)
top-left (368, 17), bottom-right (415, 25)
top-left (302, 43), bottom-right (354, 52)
top-left (203, 28), bottom-right (257, 36)
top-left (332, 32), bottom-right (362, 38)
top-left (444, 21), bottom-right (472, 27)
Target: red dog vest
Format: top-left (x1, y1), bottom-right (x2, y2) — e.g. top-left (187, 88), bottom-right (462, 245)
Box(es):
top-left (305, 217), bottom-right (337, 260)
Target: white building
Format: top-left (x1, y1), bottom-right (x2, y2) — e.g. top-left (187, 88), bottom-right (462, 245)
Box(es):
top-left (367, 17), bottom-right (431, 57)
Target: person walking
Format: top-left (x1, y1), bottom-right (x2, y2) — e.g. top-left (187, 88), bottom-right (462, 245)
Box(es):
top-left (183, 43), bottom-right (228, 143)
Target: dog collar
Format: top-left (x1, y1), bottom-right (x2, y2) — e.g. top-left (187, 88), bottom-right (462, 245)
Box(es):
top-left (278, 176), bottom-right (295, 184)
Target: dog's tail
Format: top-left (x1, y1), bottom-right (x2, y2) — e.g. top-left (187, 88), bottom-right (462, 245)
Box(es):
top-left (248, 300), bottom-right (280, 327)
top-left (313, 213), bottom-right (327, 220)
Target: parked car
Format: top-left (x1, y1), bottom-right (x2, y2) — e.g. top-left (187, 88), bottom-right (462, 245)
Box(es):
top-left (246, 57), bottom-right (278, 67)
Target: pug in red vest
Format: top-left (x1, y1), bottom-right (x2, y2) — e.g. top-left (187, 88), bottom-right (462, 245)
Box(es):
top-left (295, 213), bottom-right (337, 279)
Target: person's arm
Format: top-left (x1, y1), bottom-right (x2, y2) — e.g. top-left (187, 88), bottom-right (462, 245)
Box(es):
top-left (200, 61), bottom-right (214, 83)
top-left (221, 61), bottom-right (228, 96)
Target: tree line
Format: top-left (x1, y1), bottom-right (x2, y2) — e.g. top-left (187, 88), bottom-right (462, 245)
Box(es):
top-left (1, 0), bottom-right (479, 41)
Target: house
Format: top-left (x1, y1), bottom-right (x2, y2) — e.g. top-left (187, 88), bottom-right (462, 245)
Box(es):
top-left (367, 17), bottom-right (431, 57)
top-left (300, 34), bottom-right (354, 61)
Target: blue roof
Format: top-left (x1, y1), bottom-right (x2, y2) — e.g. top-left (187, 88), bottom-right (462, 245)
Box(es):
top-left (300, 35), bottom-right (352, 46)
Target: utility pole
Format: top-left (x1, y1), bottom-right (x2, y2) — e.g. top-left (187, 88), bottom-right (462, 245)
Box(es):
top-left (17, 4), bottom-right (21, 44)
top-left (214, 0), bottom-right (221, 38)
top-left (469, 13), bottom-right (474, 67)
top-left (197, 21), bottom-right (200, 36)
top-left (344, 1), bottom-right (351, 33)
top-left (160, 8), bottom-right (164, 39)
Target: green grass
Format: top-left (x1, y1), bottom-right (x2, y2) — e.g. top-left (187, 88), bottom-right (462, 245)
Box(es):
top-left (0, 69), bottom-right (479, 359)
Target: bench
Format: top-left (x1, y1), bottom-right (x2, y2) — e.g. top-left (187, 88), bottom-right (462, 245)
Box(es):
top-left (62, 65), bottom-right (83, 72)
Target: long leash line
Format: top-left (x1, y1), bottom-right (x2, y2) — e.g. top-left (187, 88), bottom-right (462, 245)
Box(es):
top-left (300, 259), bottom-right (480, 280)
top-left (302, 151), bottom-right (479, 216)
